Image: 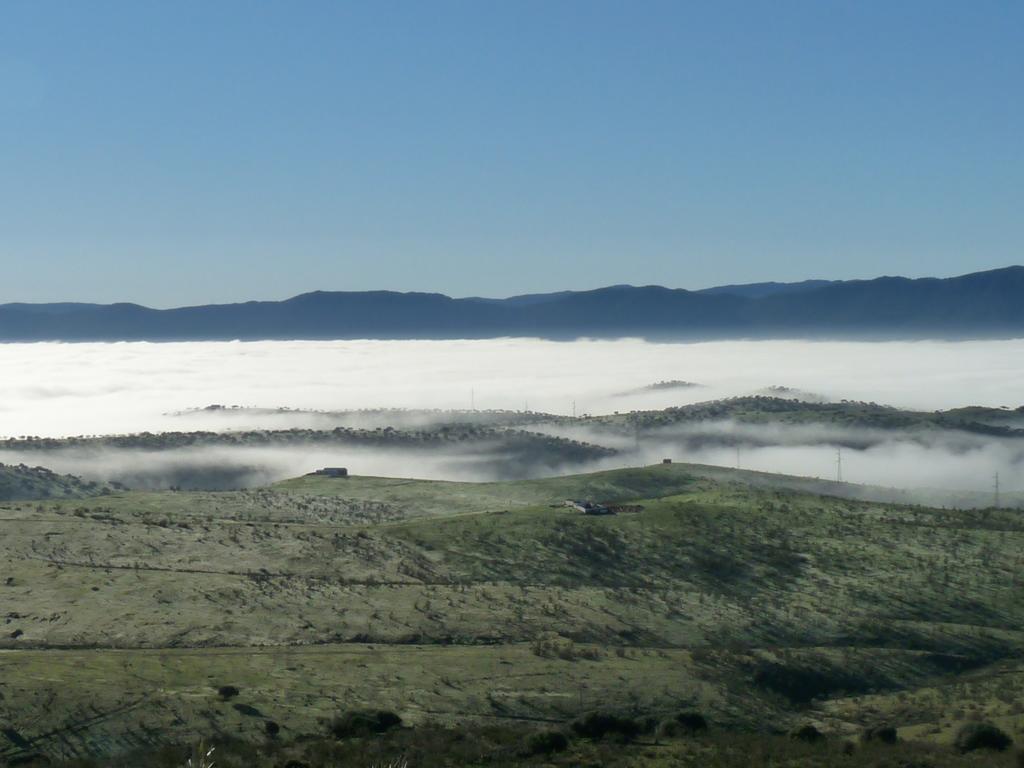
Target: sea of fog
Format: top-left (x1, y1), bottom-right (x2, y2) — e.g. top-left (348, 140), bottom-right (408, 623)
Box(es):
top-left (1, 338), bottom-right (1022, 497)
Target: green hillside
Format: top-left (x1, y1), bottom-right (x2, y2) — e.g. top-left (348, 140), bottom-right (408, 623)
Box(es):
top-left (0, 463), bottom-right (113, 501)
top-left (1, 463), bottom-right (1022, 764)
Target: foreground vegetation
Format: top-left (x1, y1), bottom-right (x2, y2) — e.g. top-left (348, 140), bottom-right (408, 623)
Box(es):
top-left (20, 719), bottom-right (1024, 768)
top-left (2, 462), bottom-right (1023, 764)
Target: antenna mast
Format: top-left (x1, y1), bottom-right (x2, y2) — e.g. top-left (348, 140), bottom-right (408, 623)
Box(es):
top-left (994, 472), bottom-right (1000, 508)
top-left (835, 447), bottom-right (843, 483)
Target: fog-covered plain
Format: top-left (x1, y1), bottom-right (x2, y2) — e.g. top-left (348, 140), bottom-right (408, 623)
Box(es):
top-left (5, 338), bottom-right (1024, 436)
top-left (1, 338), bottom-right (1023, 499)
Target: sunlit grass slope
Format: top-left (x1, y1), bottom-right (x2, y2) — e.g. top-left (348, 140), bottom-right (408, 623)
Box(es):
top-left (1, 463), bottom-right (1023, 761)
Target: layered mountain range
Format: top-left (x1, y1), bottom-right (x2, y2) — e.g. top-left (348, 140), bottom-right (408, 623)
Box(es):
top-left (2, 266), bottom-right (1022, 341)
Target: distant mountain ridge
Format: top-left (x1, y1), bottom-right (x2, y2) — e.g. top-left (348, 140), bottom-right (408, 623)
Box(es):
top-left (696, 279), bottom-right (838, 298)
top-left (2, 266), bottom-right (1023, 342)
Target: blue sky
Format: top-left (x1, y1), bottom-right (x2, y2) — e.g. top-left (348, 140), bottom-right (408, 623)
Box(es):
top-left (1, 1), bottom-right (1021, 306)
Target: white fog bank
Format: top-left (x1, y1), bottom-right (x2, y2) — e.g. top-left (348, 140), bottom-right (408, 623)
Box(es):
top-left (2, 338), bottom-right (1024, 439)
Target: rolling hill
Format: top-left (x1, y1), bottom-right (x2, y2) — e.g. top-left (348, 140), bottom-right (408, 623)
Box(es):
top-left (2, 463), bottom-right (1022, 764)
top-left (0, 463), bottom-right (113, 501)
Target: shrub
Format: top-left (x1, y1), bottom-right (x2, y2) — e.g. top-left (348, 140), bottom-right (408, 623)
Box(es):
top-left (525, 730), bottom-right (569, 755)
top-left (264, 720), bottom-right (280, 737)
top-left (329, 710), bottom-right (403, 739)
top-left (954, 722), bottom-right (1012, 753)
top-left (658, 711), bottom-right (708, 738)
top-left (674, 711), bottom-right (708, 732)
top-left (639, 716), bottom-right (660, 735)
top-left (217, 685), bottom-right (240, 700)
top-left (862, 724), bottom-right (898, 744)
top-left (753, 663), bottom-right (871, 704)
top-left (790, 724), bottom-right (824, 743)
top-left (657, 719), bottom-right (681, 738)
top-left (571, 712), bottom-right (641, 742)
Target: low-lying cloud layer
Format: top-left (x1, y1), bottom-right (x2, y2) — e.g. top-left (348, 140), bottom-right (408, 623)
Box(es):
top-left (0, 445), bottom-right (519, 490)
top-left (4, 338), bottom-right (1024, 438)
top-left (1, 338), bottom-right (1022, 500)
top-left (0, 423), bottom-right (1018, 506)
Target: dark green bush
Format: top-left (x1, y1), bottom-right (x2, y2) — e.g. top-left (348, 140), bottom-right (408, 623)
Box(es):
top-left (674, 711), bottom-right (708, 732)
top-left (754, 663), bottom-right (872, 704)
top-left (954, 722), bottom-right (1012, 753)
top-left (862, 724), bottom-right (898, 744)
top-left (216, 685), bottom-right (240, 700)
top-left (329, 710), bottom-right (403, 739)
top-left (571, 712), bottom-right (641, 742)
top-left (790, 724), bottom-right (824, 743)
top-left (658, 711), bottom-right (708, 738)
top-left (525, 730), bottom-right (569, 755)
top-left (657, 719), bottom-right (681, 738)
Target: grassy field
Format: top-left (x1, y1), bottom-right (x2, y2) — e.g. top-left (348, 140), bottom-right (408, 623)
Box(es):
top-left (1, 463), bottom-right (1023, 764)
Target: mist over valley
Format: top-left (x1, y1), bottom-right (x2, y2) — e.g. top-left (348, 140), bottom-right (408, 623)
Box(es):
top-left (2, 338), bottom-right (1021, 504)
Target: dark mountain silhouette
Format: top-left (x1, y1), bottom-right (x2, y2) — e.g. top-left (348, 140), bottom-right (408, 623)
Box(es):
top-left (697, 279), bottom-right (837, 298)
top-left (1, 266), bottom-right (1022, 342)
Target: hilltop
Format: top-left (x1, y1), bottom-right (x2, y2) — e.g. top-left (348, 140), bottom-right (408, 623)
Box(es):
top-left (2, 266), bottom-right (1023, 341)
top-left (583, 395), bottom-right (1024, 437)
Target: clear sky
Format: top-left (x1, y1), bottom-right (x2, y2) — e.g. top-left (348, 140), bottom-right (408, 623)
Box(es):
top-left (1, 1), bottom-right (1021, 306)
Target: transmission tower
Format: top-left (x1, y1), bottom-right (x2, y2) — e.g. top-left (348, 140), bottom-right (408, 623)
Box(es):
top-left (835, 447), bottom-right (843, 483)
top-left (994, 472), bottom-right (1000, 508)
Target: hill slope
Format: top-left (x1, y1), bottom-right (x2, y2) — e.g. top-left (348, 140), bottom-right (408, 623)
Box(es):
top-left (2, 463), bottom-right (1022, 760)
top-left (0, 463), bottom-right (112, 501)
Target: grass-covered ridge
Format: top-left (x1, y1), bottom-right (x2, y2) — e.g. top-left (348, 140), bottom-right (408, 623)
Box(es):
top-left (575, 395), bottom-right (1024, 437)
top-left (1, 463), bottom-right (1023, 763)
